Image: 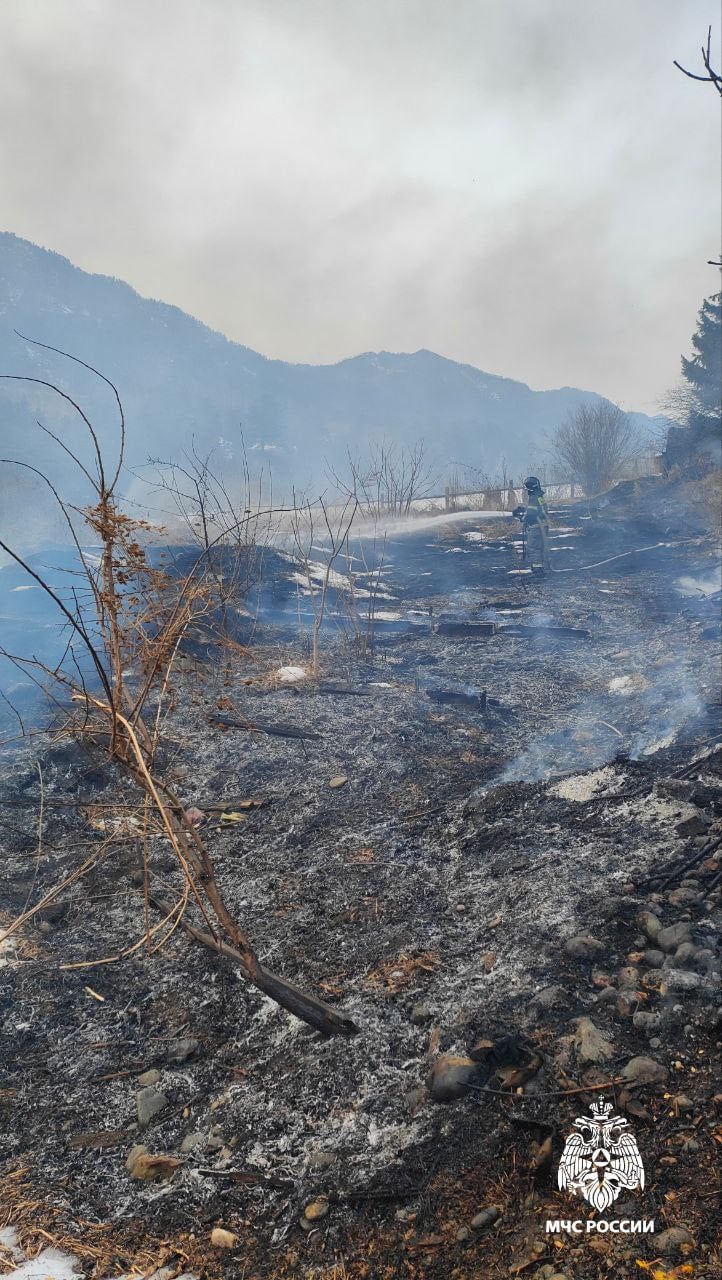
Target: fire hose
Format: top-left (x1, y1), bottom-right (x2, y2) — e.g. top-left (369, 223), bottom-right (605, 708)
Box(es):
top-left (512, 508), bottom-right (696, 573)
top-left (548, 540), bottom-right (690, 573)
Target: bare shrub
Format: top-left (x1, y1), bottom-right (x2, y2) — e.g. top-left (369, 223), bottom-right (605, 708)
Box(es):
top-left (552, 401), bottom-right (639, 497)
top-left (678, 467), bottom-right (722, 538)
top-left (331, 438), bottom-right (435, 518)
top-left (0, 339), bottom-right (357, 1038)
top-left (289, 491), bottom-right (359, 676)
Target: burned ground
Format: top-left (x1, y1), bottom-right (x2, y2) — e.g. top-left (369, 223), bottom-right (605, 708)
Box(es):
top-left (1, 500), bottom-right (721, 1279)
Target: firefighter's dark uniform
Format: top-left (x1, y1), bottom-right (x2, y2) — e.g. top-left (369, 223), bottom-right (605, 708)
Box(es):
top-left (523, 482), bottom-right (550, 570)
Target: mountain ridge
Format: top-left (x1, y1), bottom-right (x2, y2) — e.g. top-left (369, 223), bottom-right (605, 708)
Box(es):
top-left (0, 232), bottom-right (667, 502)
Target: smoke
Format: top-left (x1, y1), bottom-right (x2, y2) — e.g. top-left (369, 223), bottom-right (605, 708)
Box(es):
top-left (0, 0), bottom-right (718, 411)
top-left (501, 656), bottom-right (706, 784)
top-left (676, 567), bottom-right (722, 597)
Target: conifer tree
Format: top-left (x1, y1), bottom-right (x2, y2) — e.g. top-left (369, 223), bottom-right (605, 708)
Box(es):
top-left (680, 292), bottom-right (721, 426)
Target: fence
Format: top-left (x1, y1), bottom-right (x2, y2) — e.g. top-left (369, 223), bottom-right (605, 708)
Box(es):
top-left (436, 451), bottom-right (663, 512)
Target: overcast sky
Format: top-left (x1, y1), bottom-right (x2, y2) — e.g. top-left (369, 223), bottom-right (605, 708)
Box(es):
top-left (0, 0), bottom-right (719, 413)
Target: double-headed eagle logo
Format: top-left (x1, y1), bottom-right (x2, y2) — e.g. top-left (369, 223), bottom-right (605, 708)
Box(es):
top-left (558, 1098), bottom-right (645, 1212)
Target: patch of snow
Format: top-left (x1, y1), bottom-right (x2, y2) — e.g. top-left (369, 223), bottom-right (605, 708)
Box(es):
top-left (0, 1227), bottom-right (23, 1264)
top-left (2, 1248), bottom-right (82, 1280)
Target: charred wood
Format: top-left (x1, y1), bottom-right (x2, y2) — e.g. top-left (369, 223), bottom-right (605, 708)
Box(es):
top-left (426, 687), bottom-right (487, 712)
top-left (434, 620), bottom-right (497, 637)
top-left (209, 713), bottom-right (322, 740)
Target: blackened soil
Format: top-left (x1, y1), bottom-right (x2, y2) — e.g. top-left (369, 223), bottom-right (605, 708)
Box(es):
top-left (1, 506), bottom-right (721, 1279)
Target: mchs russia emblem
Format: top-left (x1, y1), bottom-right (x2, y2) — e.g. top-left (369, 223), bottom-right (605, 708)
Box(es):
top-left (558, 1098), bottom-right (645, 1212)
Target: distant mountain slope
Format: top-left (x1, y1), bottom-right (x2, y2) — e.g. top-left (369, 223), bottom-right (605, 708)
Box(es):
top-left (0, 232), bottom-right (666, 505)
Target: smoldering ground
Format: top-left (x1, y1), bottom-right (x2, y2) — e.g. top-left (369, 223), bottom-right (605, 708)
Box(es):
top-left (0, 496), bottom-right (720, 1277)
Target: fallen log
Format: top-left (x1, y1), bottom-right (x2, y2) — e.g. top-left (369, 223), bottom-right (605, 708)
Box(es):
top-left (434, 620), bottom-right (497, 637)
top-left (426, 686), bottom-right (487, 711)
top-left (210, 713), bottom-right (321, 740)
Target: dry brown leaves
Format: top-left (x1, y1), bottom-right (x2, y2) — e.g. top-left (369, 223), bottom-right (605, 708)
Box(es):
top-left (346, 846), bottom-right (376, 865)
top-left (365, 949), bottom-right (441, 993)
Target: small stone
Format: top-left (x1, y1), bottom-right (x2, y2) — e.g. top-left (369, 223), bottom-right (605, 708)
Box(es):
top-left (304, 1198), bottom-right (329, 1222)
top-left (617, 965), bottom-right (640, 989)
top-left (662, 970), bottom-right (708, 994)
top-left (632, 1011), bottom-right (660, 1033)
top-left (428, 1054), bottom-right (479, 1102)
top-left (456, 1227), bottom-right (470, 1242)
top-left (564, 935), bottom-right (604, 960)
top-left (329, 775), bottom-right (347, 789)
top-left (405, 1085), bottom-right (427, 1112)
top-left (656, 1226), bottom-right (694, 1256)
top-left (166, 1037), bottom-right (200, 1063)
top-left (668, 887), bottom-right (700, 907)
top-left (573, 1017), bottom-right (613, 1063)
top-left (411, 1003), bottom-right (432, 1025)
top-left (529, 985), bottom-right (566, 1012)
top-left (695, 949), bottom-right (720, 974)
top-left (125, 1143), bottom-right (148, 1173)
top-left (616, 989), bottom-right (643, 1017)
top-left (643, 949), bottom-right (664, 968)
top-left (137, 1068), bottom-right (161, 1087)
top-left (210, 1228), bottom-right (238, 1249)
top-left (638, 911), bottom-right (661, 941)
top-left (596, 985), bottom-right (617, 1005)
top-left (649, 1036), bottom-right (661, 1049)
top-left (668, 942), bottom-right (697, 969)
top-left (37, 900), bottom-right (69, 924)
top-left (657, 922), bottom-right (691, 952)
top-left (129, 1152), bottom-right (181, 1181)
top-left (481, 951), bottom-right (496, 973)
top-left (180, 1131), bottom-right (205, 1153)
top-left (672, 1094), bottom-right (694, 1112)
top-left (676, 815), bottom-right (708, 838)
top-left (621, 1055), bottom-right (668, 1086)
top-left (136, 1086), bottom-right (169, 1127)
top-left (470, 1206), bottom-right (501, 1230)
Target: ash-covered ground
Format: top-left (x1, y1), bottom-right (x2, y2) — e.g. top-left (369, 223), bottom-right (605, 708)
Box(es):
top-left (1, 494), bottom-right (721, 1279)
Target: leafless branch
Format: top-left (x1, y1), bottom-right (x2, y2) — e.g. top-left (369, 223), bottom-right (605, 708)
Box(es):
top-left (674, 25), bottom-right (722, 95)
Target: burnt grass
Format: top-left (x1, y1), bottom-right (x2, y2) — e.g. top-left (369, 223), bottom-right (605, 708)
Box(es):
top-left (1, 497), bottom-right (721, 1279)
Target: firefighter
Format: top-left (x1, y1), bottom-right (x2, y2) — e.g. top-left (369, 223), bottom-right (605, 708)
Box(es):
top-left (521, 475), bottom-right (550, 571)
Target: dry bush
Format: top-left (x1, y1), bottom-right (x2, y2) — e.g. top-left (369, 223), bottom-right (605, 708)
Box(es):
top-left (0, 338), bottom-right (357, 1039)
top-left (678, 467), bottom-right (722, 537)
top-left (553, 401), bottom-right (641, 496)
